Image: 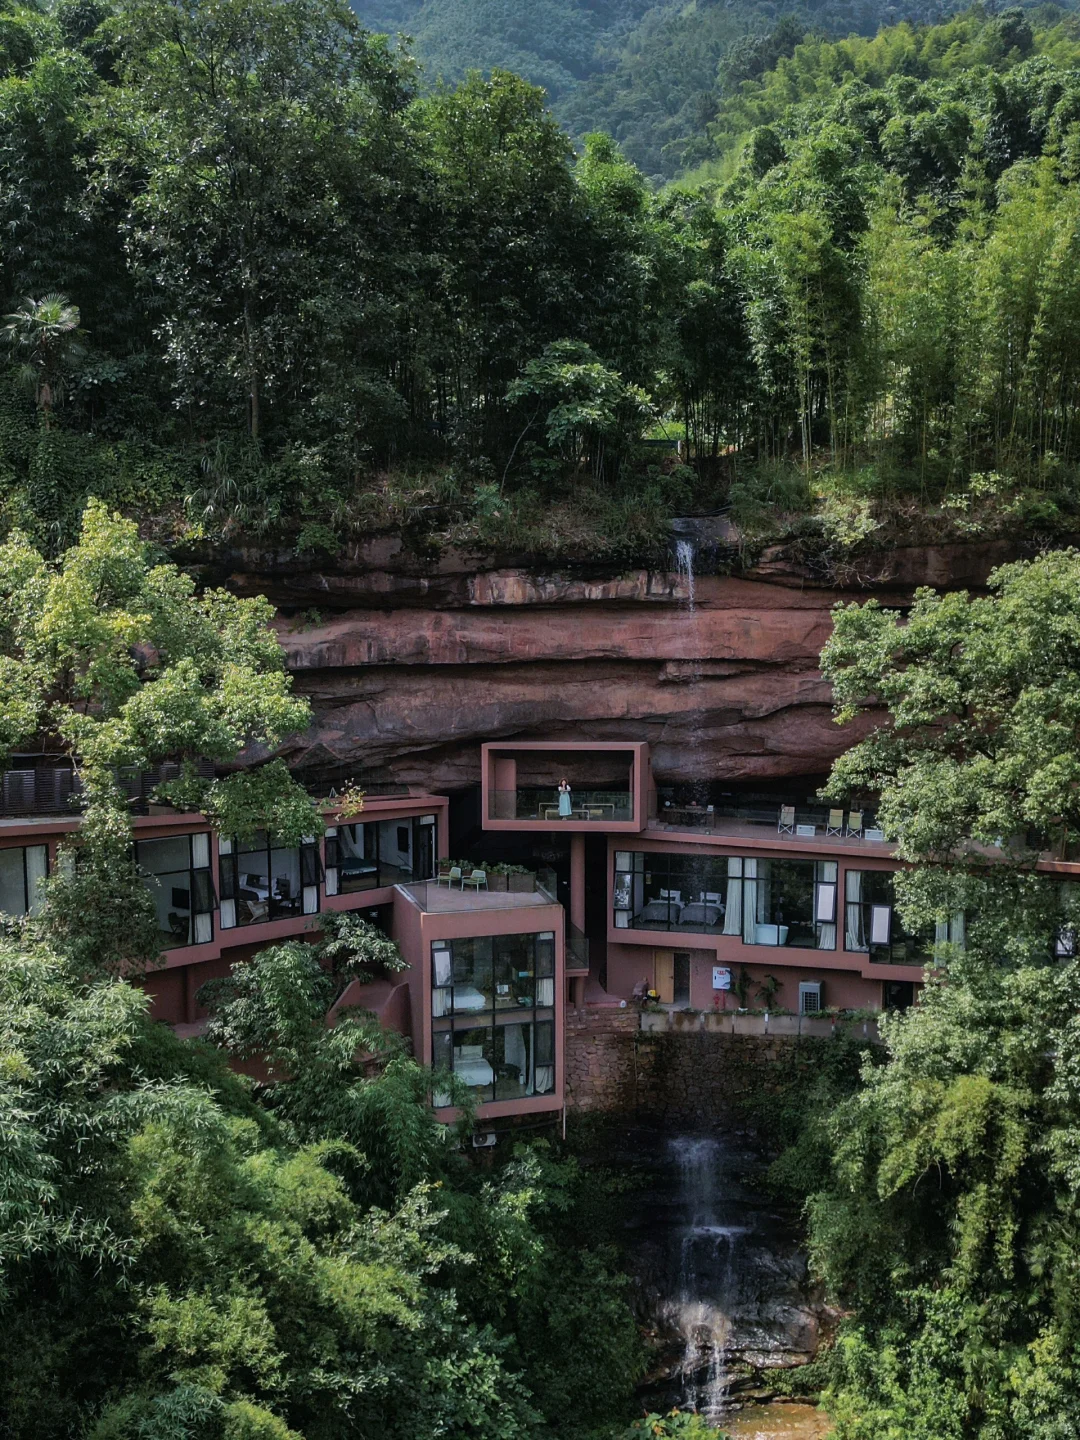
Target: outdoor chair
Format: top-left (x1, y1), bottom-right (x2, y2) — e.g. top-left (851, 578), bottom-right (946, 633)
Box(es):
top-left (438, 865), bottom-right (463, 889)
top-left (846, 811), bottom-right (864, 837)
top-left (826, 808), bottom-right (844, 837)
top-left (462, 868), bottom-right (488, 892)
top-left (778, 805), bottom-right (796, 835)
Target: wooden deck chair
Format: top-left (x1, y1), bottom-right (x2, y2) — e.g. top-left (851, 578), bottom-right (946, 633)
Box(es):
top-left (778, 805), bottom-right (796, 835)
top-left (826, 808), bottom-right (844, 837)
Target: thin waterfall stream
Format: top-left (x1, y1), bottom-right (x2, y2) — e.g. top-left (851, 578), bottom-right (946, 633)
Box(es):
top-left (610, 1124), bottom-right (834, 1433)
top-left (664, 1137), bottom-right (747, 1417)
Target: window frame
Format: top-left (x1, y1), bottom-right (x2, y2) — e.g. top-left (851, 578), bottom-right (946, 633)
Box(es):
top-left (431, 930), bottom-right (557, 1106)
top-left (136, 832), bottom-right (216, 948)
top-left (0, 842), bottom-right (49, 918)
top-left (219, 830), bottom-right (321, 929)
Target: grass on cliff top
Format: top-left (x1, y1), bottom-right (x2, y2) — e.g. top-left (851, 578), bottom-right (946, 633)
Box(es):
top-left (159, 449), bottom-right (1080, 572)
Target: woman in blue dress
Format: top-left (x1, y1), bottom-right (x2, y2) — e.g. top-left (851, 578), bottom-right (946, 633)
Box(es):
top-left (557, 778), bottom-right (573, 818)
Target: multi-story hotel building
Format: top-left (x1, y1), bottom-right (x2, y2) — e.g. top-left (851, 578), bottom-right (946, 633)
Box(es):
top-left (0, 738), bottom-right (1058, 1129)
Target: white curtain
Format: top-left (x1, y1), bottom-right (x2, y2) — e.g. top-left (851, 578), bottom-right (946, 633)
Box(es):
top-left (431, 989), bottom-right (450, 1018)
top-left (25, 844), bottom-right (48, 916)
top-left (816, 877), bottom-right (836, 950)
top-left (504, 1023), bottom-right (530, 1093)
top-left (742, 858), bottom-right (758, 945)
top-left (536, 977), bottom-right (554, 1006)
top-left (723, 857), bottom-right (742, 936)
top-left (845, 871), bottom-right (865, 950)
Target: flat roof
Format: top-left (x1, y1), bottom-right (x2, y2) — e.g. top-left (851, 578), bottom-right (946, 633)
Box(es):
top-left (399, 881), bottom-right (558, 913)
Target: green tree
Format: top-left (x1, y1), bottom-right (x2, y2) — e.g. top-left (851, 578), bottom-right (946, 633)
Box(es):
top-left (0, 935), bottom-right (543, 1440)
top-left (796, 548), bottom-right (1080, 1438)
top-left (0, 499), bottom-right (314, 973)
top-left (2, 292), bottom-right (85, 421)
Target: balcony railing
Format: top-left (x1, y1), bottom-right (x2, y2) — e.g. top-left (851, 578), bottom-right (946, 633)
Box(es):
top-left (566, 917), bottom-right (589, 971)
top-left (649, 794), bottom-right (880, 838)
top-left (0, 767), bottom-right (79, 817)
top-left (0, 760), bottom-right (219, 819)
top-left (490, 788), bottom-right (633, 822)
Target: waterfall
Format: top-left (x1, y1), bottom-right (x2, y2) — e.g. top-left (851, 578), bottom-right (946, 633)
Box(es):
top-left (675, 538), bottom-right (696, 614)
top-left (663, 1136), bottom-right (746, 1419)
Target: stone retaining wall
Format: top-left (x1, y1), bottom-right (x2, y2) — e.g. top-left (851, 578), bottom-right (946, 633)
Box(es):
top-left (566, 1003), bottom-right (879, 1122)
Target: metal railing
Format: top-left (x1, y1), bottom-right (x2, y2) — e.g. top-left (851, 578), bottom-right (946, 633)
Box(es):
top-left (649, 792), bottom-right (880, 837)
top-left (489, 788), bottom-right (633, 822)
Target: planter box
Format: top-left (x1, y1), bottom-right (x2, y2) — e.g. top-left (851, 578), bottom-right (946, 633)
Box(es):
top-left (800, 1017), bottom-right (835, 1039)
top-left (508, 873), bottom-right (535, 893)
top-left (731, 1013), bottom-right (768, 1036)
top-left (640, 1010), bottom-right (669, 1032)
top-left (147, 803), bottom-right (179, 816)
top-left (487, 873), bottom-right (508, 892)
top-left (702, 1011), bottom-right (734, 1033)
top-left (766, 1014), bottom-right (801, 1036)
top-left (671, 1009), bottom-right (701, 1031)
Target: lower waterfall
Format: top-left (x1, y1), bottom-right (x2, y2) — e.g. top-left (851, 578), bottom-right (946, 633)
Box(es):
top-left (611, 1124), bottom-right (834, 1430)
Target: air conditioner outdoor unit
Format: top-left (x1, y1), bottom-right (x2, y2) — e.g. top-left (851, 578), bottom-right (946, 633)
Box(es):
top-left (799, 982), bottom-right (823, 1015)
top-left (471, 1131), bottom-right (497, 1149)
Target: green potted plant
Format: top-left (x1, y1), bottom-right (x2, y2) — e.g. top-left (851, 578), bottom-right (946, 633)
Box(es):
top-left (488, 863), bottom-right (509, 892)
top-left (733, 966), bottom-right (753, 1009)
top-left (756, 973), bottom-right (781, 1009)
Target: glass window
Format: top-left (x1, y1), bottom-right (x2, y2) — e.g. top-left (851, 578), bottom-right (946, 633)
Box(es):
top-left (219, 830), bottom-right (320, 929)
top-left (615, 850), bottom-right (730, 933)
top-left (431, 931), bottom-right (557, 1106)
top-left (614, 851), bottom-right (837, 948)
top-left (325, 816), bottom-right (436, 894)
top-left (742, 858), bottom-right (837, 948)
top-left (137, 833), bottom-right (215, 947)
top-left (845, 869), bottom-right (929, 964)
top-left (0, 844), bottom-right (48, 918)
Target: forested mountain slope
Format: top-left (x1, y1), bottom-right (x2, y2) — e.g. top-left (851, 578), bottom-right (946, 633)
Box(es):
top-left (350, 0), bottom-right (1047, 178)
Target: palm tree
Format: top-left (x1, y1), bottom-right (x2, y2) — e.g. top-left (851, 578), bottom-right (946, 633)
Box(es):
top-left (2, 294), bottom-right (86, 423)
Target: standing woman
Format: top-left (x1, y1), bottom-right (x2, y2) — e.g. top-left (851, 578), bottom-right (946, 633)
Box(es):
top-left (558, 778), bottom-right (573, 819)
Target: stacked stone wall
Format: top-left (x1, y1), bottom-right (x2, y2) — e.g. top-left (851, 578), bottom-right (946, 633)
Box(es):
top-left (566, 1004), bottom-right (864, 1123)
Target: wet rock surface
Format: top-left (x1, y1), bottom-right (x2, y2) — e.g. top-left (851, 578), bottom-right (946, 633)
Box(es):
top-left (598, 1124), bottom-right (836, 1427)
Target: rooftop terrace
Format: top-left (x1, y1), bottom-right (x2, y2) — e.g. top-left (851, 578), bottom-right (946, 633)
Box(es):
top-left (400, 880), bottom-right (559, 913)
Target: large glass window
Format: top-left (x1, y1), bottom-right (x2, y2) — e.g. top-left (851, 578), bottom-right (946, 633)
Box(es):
top-left (431, 931), bottom-right (556, 1105)
top-left (325, 815), bottom-right (436, 895)
top-left (136, 833), bottom-right (215, 947)
top-left (613, 851), bottom-right (836, 947)
top-left (0, 843), bottom-right (48, 918)
top-left (845, 870), bottom-right (929, 964)
top-left (740, 858), bottom-right (837, 948)
top-left (219, 830), bottom-right (321, 928)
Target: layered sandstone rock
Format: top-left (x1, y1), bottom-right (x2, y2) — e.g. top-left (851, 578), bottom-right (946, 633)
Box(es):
top-left (196, 535), bottom-right (1040, 792)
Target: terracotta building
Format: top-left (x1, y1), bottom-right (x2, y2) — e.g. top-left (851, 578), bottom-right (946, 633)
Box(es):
top-left (0, 739), bottom-right (1068, 1130)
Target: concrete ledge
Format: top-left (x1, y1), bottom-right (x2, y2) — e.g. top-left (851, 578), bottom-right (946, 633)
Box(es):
top-left (638, 1009), bottom-right (879, 1042)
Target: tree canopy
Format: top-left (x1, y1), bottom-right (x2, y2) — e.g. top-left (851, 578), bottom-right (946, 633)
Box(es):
top-left (773, 549), bottom-right (1080, 1439)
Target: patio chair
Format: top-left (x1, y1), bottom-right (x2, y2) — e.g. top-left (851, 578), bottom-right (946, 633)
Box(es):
top-left (826, 808), bottom-right (844, 837)
top-left (846, 810), bottom-right (864, 838)
top-left (462, 868), bottom-right (488, 892)
top-left (778, 804), bottom-right (796, 835)
top-left (438, 865), bottom-right (463, 889)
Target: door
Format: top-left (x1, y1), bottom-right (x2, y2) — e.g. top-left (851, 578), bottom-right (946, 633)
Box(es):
top-left (414, 817), bottom-right (436, 880)
top-left (654, 949), bottom-right (675, 1004)
top-left (673, 951), bottom-right (691, 1008)
top-left (882, 980), bottom-right (915, 1010)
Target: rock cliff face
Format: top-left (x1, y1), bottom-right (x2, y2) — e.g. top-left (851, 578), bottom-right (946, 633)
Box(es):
top-left (208, 534), bottom-right (1035, 792)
